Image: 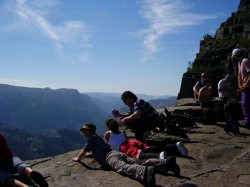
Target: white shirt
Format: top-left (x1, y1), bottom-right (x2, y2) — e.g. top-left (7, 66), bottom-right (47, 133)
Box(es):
top-left (109, 131), bottom-right (127, 151)
top-left (218, 79), bottom-right (231, 98)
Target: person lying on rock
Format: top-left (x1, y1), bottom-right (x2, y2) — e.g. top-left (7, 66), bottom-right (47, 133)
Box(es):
top-left (104, 118), bottom-right (188, 160)
top-left (72, 123), bottom-right (180, 187)
top-left (0, 132), bottom-right (48, 187)
top-left (112, 91), bottom-right (164, 142)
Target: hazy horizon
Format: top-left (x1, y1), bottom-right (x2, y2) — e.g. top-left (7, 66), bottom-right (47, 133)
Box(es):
top-left (0, 0), bottom-right (239, 95)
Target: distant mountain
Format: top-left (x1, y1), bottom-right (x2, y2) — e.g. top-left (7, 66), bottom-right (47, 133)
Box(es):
top-left (84, 92), bottom-right (174, 113)
top-left (0, 122), bottom-right (86, 160)
top-left (0, 84), bottom-right (108, 133)
top-left (148, 96), bottom-right (177, 109)
top-left (87, 94), bottom-right (124, 115)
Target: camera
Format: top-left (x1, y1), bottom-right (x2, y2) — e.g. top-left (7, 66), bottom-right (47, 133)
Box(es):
top-left (111, 109), bottom-right (119, 116)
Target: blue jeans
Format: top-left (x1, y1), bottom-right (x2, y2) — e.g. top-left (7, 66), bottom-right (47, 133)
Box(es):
top-left (0, 156), bottom-right (30, 184)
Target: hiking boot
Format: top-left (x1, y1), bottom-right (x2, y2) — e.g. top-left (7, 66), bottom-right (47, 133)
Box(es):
top-left (159, 151), bottom-right (167, 159)
top-left (30, 171), bottom-right (48, 187)
top-left (176, 142), bottom-right (188, 157)
top-left (144, 166), bottom-right (156, 187)
top-left (165, 156), bottom-right (180, 176)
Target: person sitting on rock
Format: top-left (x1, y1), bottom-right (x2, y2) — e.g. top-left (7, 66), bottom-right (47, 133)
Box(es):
top-left (193, 73), bottom-right (209, 105)
top-left (72, 123), bottom-right (180, 187)
top-left (112, 91), bottom-right (163, 142)
top-left (198, 79), bottom-right (215, 109)
top-left (104, 118), bottom-right (188, 160)
top-left (0, 132), bottom-right (48, 187)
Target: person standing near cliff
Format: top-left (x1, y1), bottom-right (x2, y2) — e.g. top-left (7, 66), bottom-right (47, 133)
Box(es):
top-left (0, 132), bottom-right (48, 187)
top-left (193, 73), bottom-right (209, 105)
top-left (231, 48), bottom-right (250, 128)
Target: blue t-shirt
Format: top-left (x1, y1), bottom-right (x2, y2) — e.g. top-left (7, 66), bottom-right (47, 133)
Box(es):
top-left (84, 134), bottom-right (112, 166)
top-left (198, 80), bottom-right (205, 88)
top-left (129, 99), bottom-right (158, 119)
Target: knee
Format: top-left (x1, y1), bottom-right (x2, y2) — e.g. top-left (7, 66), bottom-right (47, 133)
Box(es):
top-left (22, 167), bottom-right (32, 177)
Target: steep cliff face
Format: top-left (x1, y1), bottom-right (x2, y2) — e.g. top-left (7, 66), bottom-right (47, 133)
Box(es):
top-left (177, 0), bottom-right (250, 99)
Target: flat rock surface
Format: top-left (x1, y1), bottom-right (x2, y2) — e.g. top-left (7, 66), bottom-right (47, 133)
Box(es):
top-left (26, 98), bottom-right (250, 187)
top-left (27, 122), bottom-right (250, 187)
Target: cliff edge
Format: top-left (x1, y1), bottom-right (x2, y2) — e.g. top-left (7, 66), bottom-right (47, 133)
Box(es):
top-left (26, 99), bottom-right (250, 187)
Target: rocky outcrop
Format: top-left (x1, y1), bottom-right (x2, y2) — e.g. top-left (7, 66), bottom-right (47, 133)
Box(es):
top-left (177, 0), bottom-right (250, 99)
top-left (26, 98), bottom-right (250, 187)
top-left (216, 0), bottom-right (250, 40)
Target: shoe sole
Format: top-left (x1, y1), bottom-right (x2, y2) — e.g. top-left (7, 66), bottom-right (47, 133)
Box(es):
top-left (146, 166), bottom-right (156, 187)
top-left (177, 142), bottom-right (188, 156)
top-left (30, 171), bottom-right (48, 187)
top-left (159, 151), bottom-right (167, 159)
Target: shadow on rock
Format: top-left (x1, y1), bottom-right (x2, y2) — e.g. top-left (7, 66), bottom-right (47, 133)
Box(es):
top-left (177, 183), bottom-right (198, 187)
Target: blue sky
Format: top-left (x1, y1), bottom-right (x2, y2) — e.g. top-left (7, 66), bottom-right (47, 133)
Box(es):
top-left (0, 0), bottom-right (239, 96)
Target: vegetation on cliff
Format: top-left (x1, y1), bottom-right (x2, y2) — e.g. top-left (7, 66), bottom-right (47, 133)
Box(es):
top-left (178, 0), bottom-right (250, 99)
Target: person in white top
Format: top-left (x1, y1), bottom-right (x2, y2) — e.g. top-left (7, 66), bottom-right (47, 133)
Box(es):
top-left (104, 119), bottom-right (188, 160)
top-left (108, 130), bottom-right (127, 151)
top-left (218, 74), bottom-right (232, 102)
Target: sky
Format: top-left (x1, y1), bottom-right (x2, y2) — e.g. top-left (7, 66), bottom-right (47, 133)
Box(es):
top-left (0, 0), bottom-right (240, 96)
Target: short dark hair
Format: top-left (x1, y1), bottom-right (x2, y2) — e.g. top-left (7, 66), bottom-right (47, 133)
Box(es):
top-left (121, 91), bottom-right (137, 102)
top-left (106, 118), bottom-right (119, 132)
top-left (80, 123), bottom-right (96, 134)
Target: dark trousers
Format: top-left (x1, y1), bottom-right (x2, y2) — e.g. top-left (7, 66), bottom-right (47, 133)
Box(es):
top-left (125, 118), bottom-right (155, 142)
top-left (138, 151), bottom-right (159, 160)
top-left (150, 144), bottom-right (180, 156)
top-left (139, 144), bottom-right (180, 159)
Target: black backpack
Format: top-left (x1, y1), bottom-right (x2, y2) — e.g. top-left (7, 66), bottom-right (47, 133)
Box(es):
top-left (169, 109), bottom-right (197, 128)
top-left (160, 109), bottom-right (189, 137)
top-left (224, 99), bottom-right (243, 120)
top-left (224, 117), bottom-right (240, 133)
